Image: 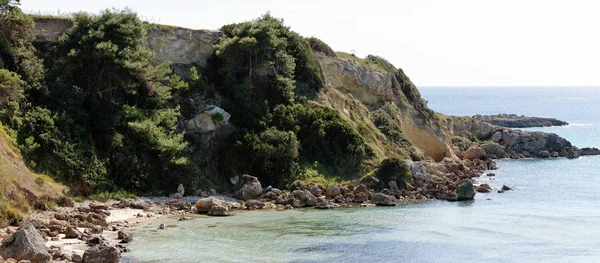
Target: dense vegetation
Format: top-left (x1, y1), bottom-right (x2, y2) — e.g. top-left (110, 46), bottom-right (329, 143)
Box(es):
top-left (0, 4), bottom-right (431, 197)
top-left (211, 15), bottom-right (368, 188)
top-left (1, 5), bottom-right (189, 195)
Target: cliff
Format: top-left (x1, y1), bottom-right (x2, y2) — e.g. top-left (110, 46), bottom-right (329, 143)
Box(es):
top-left (27, 16), bottom-right (597, 199)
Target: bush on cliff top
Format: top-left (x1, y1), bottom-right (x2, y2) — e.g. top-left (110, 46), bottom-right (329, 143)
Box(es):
top-left (210, 14), bottom-right (367, 188)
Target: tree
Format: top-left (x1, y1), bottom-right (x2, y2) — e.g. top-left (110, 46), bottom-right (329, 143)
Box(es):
top-left (43, 9), bottom-right (189, 192)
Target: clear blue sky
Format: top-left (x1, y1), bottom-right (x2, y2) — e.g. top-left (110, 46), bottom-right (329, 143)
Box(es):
top-left (22, 0), bottom-right (600, 87)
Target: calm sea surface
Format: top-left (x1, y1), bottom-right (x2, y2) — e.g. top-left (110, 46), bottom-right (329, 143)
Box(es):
top-left (124, 87), bottom-right (600, 263)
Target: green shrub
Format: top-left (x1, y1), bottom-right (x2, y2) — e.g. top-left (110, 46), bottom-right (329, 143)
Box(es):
top-left (373, 157), bottom-right (412, 186)
top-left (308, 37), bottom-right (336, 57)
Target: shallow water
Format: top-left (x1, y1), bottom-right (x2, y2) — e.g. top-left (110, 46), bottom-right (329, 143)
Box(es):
top-left (124, 87), bottom-right (600, 263)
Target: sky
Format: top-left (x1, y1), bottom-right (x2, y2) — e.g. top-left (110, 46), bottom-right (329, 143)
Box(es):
top-left (21, 0), bottom-right (600, 87)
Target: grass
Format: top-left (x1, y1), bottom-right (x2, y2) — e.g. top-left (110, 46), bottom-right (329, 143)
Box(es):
top-left (87, 191), bottom-right (137, 202)
top-left (335, 52), bottom-right (398, 73)
top-left (0, 122), bottom-right (66, 226)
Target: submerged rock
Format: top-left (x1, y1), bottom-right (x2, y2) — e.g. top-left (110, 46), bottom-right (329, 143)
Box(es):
top-left (475, 184), bottom-right (492, 193)
top-left (456, 180), bottom-right (476, 201)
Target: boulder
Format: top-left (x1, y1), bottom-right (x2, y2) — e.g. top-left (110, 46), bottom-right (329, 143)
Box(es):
top-left (463, 143), bottom-right (486, 160)
top-left (537, 150), bottom-right (551, 158)
top-left (491, 131), bottom-right (502, 143)
top-left (117, 231), bottom-right (132, 243)
top-left (456, 180), bottom-right (475, 201)
top-left (475, 184), bottom-right (492, 193)
top-left (63, 227), bottom-right (81, 239)
top-left (371, 193), bottom-right (397, 206)
top-left (243, 200), bottom-right (265, 210)
top-left (353, 192), bottom-right (368, 203)
top-left (53, 212), bottom-right (69, 221)
top-left (359, 175), bottom-right (382, 190)
top-left (76, 205), bottom-right (91, 213)
top-left (388, 181), bottom-right (399, 191)
top-left (325, 184), bottom-right (341, 198)
top-left (305, 183), bottom-right (323, 197)
top-left (82, 245), bottom-right (120, 263)
top-left (481, 142), bottom-right (505, 158)
top-left (85, 235), bottom-right (107, 246)
top-left (234, 175), bottom-right (263, 200)
top-left (195, 197), bottom-right (226, 213)
top-left (174, 184), bottom-right (185, 199)
top-left (88, 203), bottom-right (108, 211)
top-left (498, 185), bottom-right (513, 193)
top-left (208, 205), bottom-right (230, 216)
top-left (0, 223), bottom-right (51, 263)
top-left (292, 190), bottom-right (317, 207)
top-left (71, 254), bottom-right (82, 263)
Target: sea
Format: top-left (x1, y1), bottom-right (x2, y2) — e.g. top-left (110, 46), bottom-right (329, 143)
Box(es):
top-left (123, 87), bottom-right (600, 263)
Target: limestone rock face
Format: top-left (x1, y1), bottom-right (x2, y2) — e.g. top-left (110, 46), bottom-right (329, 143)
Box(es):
top-left (463, 143), bottom-right (486, 160)
top-left (316, 53), bottom-right (395, 105)
top-left (0, 223), bottom-right (51, 263)
top-left (142, 27), bottom-right (221, 67)
top-left (186, 105), bottom-right (231, 133)
top-left (481, 142), bottom-right (505, 159)
top-left (31, 18), bottom-right (73, 42)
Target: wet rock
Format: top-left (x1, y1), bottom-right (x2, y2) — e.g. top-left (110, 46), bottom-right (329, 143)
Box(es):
top-left (117, 231), bottom-right (132, 243)
top-left (486, 173), bottom-right (495, 177)
top-left (371, 193), bottom-right (397, 206)
top-left (581, 147), bottom-right (600, 156)
top-left (498, 185), bottom-right (513, 193)
top-left (82, 245), bottom-right (121, 263)
top-left (234, 175), bottom-right (263, 200)
top-left (0, 222), bottom-right (51, 263)
top-left (475, 184), bottom-right (492, 193)
top-left (456, 180), bottom-right (476, 201)
top-left (538, 150), bottom-right (551, 158)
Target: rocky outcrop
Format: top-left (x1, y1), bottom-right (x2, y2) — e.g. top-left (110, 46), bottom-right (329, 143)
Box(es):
top-left (371, 193), bottom-right (397, 206)
top-left (581, 147), bottom-right (600, 156)
top-left (0, 223), bottom-right (51, 263)
top-left (195, 197), bottom-right (230, 216)
top-left (233, 175), bottom-right (263, 201)
top-left (185, 105), bottom-right (231, 133)
top-left (473, 114), bottom-right (568, 128)
top-left (450, 116), bottom-right (591, 159)
top-left (82, 245), bottom-right (121, 263)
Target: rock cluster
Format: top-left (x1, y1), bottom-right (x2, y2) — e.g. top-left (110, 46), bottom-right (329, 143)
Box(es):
top-left (473, 114), bottom-right (568, 128)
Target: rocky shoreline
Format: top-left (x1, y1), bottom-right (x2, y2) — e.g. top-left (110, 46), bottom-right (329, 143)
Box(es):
top-left (2, 114), bottom-right (599, 262)
top-left (473, 114), bottom-right (568, 128)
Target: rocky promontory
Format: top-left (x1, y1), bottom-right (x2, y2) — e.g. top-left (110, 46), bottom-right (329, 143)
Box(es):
top-left (473, 114), bottom-right (568, 128)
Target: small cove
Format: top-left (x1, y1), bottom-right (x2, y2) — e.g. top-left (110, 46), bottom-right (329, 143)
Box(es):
top-left (124, 87), bottom-right (600, 263)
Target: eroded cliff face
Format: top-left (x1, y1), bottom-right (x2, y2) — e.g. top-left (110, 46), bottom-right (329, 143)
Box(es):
top-left (315, 52), bottom-right (452, 162)
top-left (33, 18), bottom-right (221, 67)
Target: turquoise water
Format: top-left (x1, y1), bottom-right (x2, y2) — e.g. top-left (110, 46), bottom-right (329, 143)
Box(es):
top-left (124, 87), bottom-right (600, 263)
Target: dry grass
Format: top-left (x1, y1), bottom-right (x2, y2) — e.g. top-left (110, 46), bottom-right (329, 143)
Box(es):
top-left (0, 123), bottom-right (66, 226)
